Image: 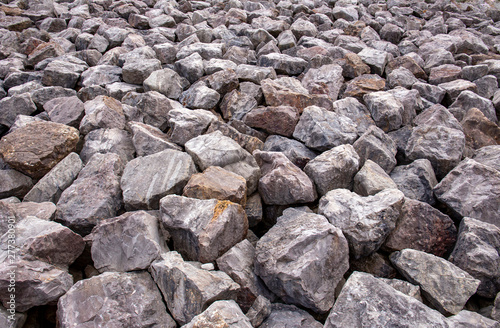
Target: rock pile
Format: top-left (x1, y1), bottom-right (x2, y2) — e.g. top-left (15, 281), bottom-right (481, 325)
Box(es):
top-left (0, 0), bottom-right (500, 326)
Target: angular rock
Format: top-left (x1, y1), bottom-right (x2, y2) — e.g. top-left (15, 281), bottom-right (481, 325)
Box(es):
top-left (304, 144), bottom-right (360, 196)
top-left (293, 105), bottom-right (357, 151)
top-left (44, 96), bottom-right (85, 128)
top-left (473, 145), bottom-right (500, 172)
top-left (341, 53), bottom-right (371, 79)
top-left (448, 310), bottom-right (500, 328)
top-left (353, 160), bottom-right (397, 196)
top-left (179, 83), bottom-right (220, 110)
top-left (391, 248), bottom-right (480, 315)
top-left (254, 150), bottom-right (316, 205)
top-left (412, 82), bottom-right (446, 104)
top-left (167, 107), bottom-right (217, 145)
top-left (390, 159), bottom-right (438, 205)
top-left (0, 121), bottom-right (79, 179)
top-left (206, 121), bottom-right (264, 154)
top-left (319, 188), bottom-right (404, 259)
top-left (243, 106), bottom-right (299, 137)
top-left (80, 128), bottom-right (135, 164)
top-left (143, 68), bottom-right (183, 99)
top-left (331, 97), bottom-right (375, 136)
top-left (0, 93), bottom-right (37, 128)
top-left (79, 95), bottom-right (126, 135)
top-left (183, 300), bottom-right (253, 328)
top-left (150, 251), bottom-right (239, 325)
top-left (448, 217), bottom-right (500, 298)
top-left (353, 125), bottom-right (397, 174)
top-left (0, 169), bottom-right (33, 199)
top-left (448, 90), bottom-right (497, 123)
top-left (358, 47), bottom-right (391, 76)
top-left (183, 166), bottom-right (247, 206)
top-left (255, 208), bottom-right (349, 313)
top-left (343, 74), bottom-right (386, 99)
top-left (129, 121), bottom-right (181, 156)
top-left (245, 296), bottom-right (271, 328)
top-left (387, 67), bottom-right (418, 89)
top-left (377, 278), bottom-right (423, 302)
top-left (123, 58), bottom-right (162, 85)
top-left (260, 303), bottom-right (323, 328)
top-left (258, 53), bottom-right (307, 75)
top-left (414, 104), bottom-right (463, 132)
top-left (80, 65), bottom-right (122, 87)
top-left (263, 135), bottom-right (317, 169)
top-left (57, 271), bottom-right (175, 328)
top-left (23, 153), bottom-right (83, 203)
top-left (438, 79), bottom-right (477, 104)
top-left (206, 69), bottom-right (239, 95)
top-left (175, 52), bottom-right (204, 84)
top-left (160, 195), bottom-right (248, 263)
top-left (121, 149), bottom-right (196, 211)
top-left (324, 272), bottom-right (449, 328)
top-left (185, 131), bottom-right (261, 194)
top-left (461, 108), bottom-right (500, 151)
top-left (56, 153), bottom-right (124, 236)
top-left (220, 90), bottom-right (257, 120)
top-left (8, 201), bottom-right (57, 221)
top-left (363, 91), bottom-right (404, 133)
top-left (42, 59), bottom-right (87, 89)
top-left (0, 259), bottom-right (73, 312)
top-left (429, 64), bottom-right (462, 85)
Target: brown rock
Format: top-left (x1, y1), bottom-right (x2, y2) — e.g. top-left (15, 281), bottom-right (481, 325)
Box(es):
top-left (385, 56), bottom-right (427, 80)
top-left (343, 74), bottom-right (386, 99)
top-left (244, 106), bottom-right (299, 137)
top-left (27, 41), bottom-right (65, 66)
top-left (0, 15), bottom-right (32, 31)
top-left (383, 198), bottom-right (457, 257)
top-left (183, 166), bottom-right (247, 206)
top-left (341, 53), bottom-right (371, 79)
top-left (461, 108), bottom-right (500, 150)
top-left (428, 64), bottom-right (462, 85)
top-left (0, 122), bottom-right (79, 179)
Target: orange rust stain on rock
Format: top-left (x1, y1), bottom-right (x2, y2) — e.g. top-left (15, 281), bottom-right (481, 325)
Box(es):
top-left (211, 200), bottom-right (231, 223)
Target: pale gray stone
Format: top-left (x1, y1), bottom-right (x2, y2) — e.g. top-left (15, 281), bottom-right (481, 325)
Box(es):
top-left (260, 303), bottom-right (322, 328)
top-left (353, 160), bottom-right (398, 196)
top-left (353, 125), bottom-right (397, 174)
top-left (331, 97), bottom-right (376, 136)
top-left (301, 64), bottom-right (343, 101)
top-left (80, 128), bottom-right (135, 164)
top-left (79, 95), bottom-right (126, 135)
top-left (143, 68), bottom-right (184, 99)
top-left (390, 159), bottom-right (438, 205)
top-left (128, 121), bottom-right (181, 156)
top-left (363, 91), bottom-right (404, 133)
top-left (167, 107), bottom-right (217, 146)
top-left (448, 310), bottom-right (500, 328)
top-left (182, 300), bottom-right (252, 328)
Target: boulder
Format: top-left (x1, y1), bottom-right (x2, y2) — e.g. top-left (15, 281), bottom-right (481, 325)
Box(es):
top-left (143, 68), bottom-right (184, 99)
top-left (129, 121), bottom-right (181, 156)
top-left (461, 108), bottom-right (500, 151)
top-left (263, 135), bottom-right (317, 169)
top-left (473, 145), bottom-right (500, 172)
top-left (301, 64), bottom-right (343, 101)
top-left (79, 95), bottom-right (126, 135)
top-left (0, 169), bottom-right (33, 199)
top-left (179, 83), bottom-right (220, 110)
top-left (390, 159), bottom-right (438, 205)
top-left (80, 128), bottom-right (135, 164)
top-left (259, 303), bottom-right (323, 328)
top-left (0, 93), bottom-right (37, 128)
top-left (363, 91), bottom-right (404, 133)
top-left (182, 300), bottom-right (253, 328)
top-left (167, 107), bottom-right (217, 146)
top-left (353, 125), bottom-right (397, 174)
top-left (243, 106), bottom-right (299, 137)
top-left (258, 53), bottom-right (308, 75)
top-left (331, 97), bottom-right (375, 136)
top-left (43, 96), bottom-right (85, 128)
top-left (353, 160), bottom-right (398, 196)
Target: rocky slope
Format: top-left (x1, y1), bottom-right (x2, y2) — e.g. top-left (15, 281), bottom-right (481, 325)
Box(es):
top-left (0, 0), bottom-right (500, 327)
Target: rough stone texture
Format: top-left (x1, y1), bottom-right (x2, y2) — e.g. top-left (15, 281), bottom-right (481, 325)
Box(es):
top-left (301, 64), bottom-right (343, 100)
top-left (331, 97), bottom-right (375, 136)
top-left (448, 90), bottom-right (497, 123)
top-left (324, 272), bottom-right (449, 328)
top-left (391, 248), bottom-right (480, 315)
top-left (179, 83), bottom-right (220, 110)
top-left (160, 195), bottom-right (248, 263)
top-left (254, 150), bottom-right (317, 205)
top-left (80, 95), bottom-right (126, 135)
top-left (383, 198), bottom-right (457, 257)
top-left (434, 158), bottom-right (500, 228)
top-left (390, 159), bottom-right (438, 205)
top-left (80, 128), bottom-right (135, 164)
top-left (220, 90), bottom-right (258, 121)
top-left (182, 300), bottom-right (252, 328)
top-left (343, 74), bottom-right (386, 99)
top-left (258, 53), bottom-right (308, 75)
top-left (263, 135), bottom-right (317, 169)
top-left (0, 93), bottom-right (37, 128)
top-left (143, 68), bottom-right (184, 99)
top-left (461, 108), bottom-right (500, 151)
top-left (255, 208), bottom-right (349, 313)
top-left (206, 121), bottom-right (264, 155)
top-left (129, 121), bottom-right (181, 157)
top-left (121, 149), bottom-right (196, 210)
top-left (293, 105), bottom-right (357, 151)
top-left (243, 106), bottom-right (299, 137)
top-left (0, 121), bottom-right (79, 179)
top-left (8, 202), bottom-right (57, 221)
top-left (44, 96), bottom-right (85, 128)
top-left (0, 169), bottom-right (33, 199)
top-left (57, 271), bottom-right (176, 328)
top-left (473, 145), bottom-right (500, 172)
top-left (448, 217), bottom-right (500, 299)
top-left (363, 91), bottom-right (404, 133)
top-left (185, 131), bottom-right (261, 194)
top-left (150, 251), bottom-right (239, 325)
top-left (319, 188), bottom-right (404, 259)
top-left (378, 278), bottom-right (423, 302)
top-left (353, 125), bottom-right (397, 174)
top-left (448, 310), bottom-right (500, 328)
top-left (304, 144), bottom-right (360, 196)
top-left (167, 107), bottom-right (217, 146)
top-left (56, 153), bottom-right (124, 236)
top-left (245, 296), bottom-right (271, 328)
top-left (0, 259), bottom-right (73, 312)
top-left (183, 166), bottom-right (247, 206)
top-left (353, 160), bottom-right (398, 196)
top-left (259, 303), bottom-right (323, 328)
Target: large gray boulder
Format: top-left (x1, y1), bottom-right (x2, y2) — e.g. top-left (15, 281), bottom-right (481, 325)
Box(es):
top-left (121, 149), bottom-right (197, 210)
top-left (150, 251), bottom-right (239, 325)
top-left (57, 271), bottom-right (176, 328)
top-left (128, 121), bottom-right (181, 157)
top-left (160, 195), bottom-right (248, 263)
top-left (80, 128), bottom-right (135, 164)
top-left (90, 211), bottom-right (166, 273)
top-left (324, 271), bottom-right (449, 328)
top-left (353, 125), bottom-right (397, 174)
top-left (255, 208), bottom-right (349, 313)
top-left (182, 300), bottom-right (253, 328)
top-left (167, 107), bottom-right (217, 146)
top-left (391, 249), bottom-right (480, 315)
top-left (318, 188), bottom-right (404, 259)
top-left (301, 64), bottom-right (344, 101)
top-left (259, 303), bottom-right (323, 328)
top-left (390, 159), bottom-right (438, 205)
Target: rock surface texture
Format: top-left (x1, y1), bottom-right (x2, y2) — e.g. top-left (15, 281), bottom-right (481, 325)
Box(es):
top-left (0, 0), bottom-right (499, 326)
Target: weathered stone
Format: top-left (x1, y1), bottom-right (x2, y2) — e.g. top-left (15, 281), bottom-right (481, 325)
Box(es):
top-left (80, 128), bottom-right (135, 165)
top-left (143, 68), bottom-right (184, 99)
top-left (331, 97), bottom-right (375, 136)
top-left (255, 208), bottom-right (349, 313)
top-left (185, 131), bottom-right (260, 194)
top-left (8, 201), bottom-right (57, 221)
top-left (461, 108), bottom-right (500, 151)
top-left (438, 79), bottom-right (478, 104)
top-left (44, 96), bottom-right (85, 128)
top-left (358, 47), bottom-right (391, 76)
top-left (28, 42), bottom-right (65, 67)
top-left (343, 74), bottom-right (386, 99)
top-left (220, 89), bottom-right (257, 121)
top-left (175, 52), bottom-right (204, 84)
top-left (206, 121), bottom-right (264, 154)
top-left (353, 160), bottom-right (397, 196)
top-left (414, 104), bottom-right (463, 132)
top-left (353, 125), bottom-right (397, 174)
top-left (383, 198), bottom-right (457, 256)
top-left (42, 59), bottom-right (87, 89)
top-left (390, 159), bottom-right (438, 205)
top-left (150, 251), bottom-right (239, 325)
top-left (340, 53), bottom-right (371, 79)
top-left (80, 65), bottom-right (122, 87)
top-left (58, 271), bottom-right (175, 328)
top-left (254, 150), bottom-right (317, 205)
top-left (206, 69), bottom-right (239, 95)
top-left (56, 153), bottom-right (124, 236)
top-left (183, 166), bottom-right (247, 206)
top-left (23, 152), bottom-right (82, 203)
top-left (304, 144), bottom-right (360, 195)
top-left (0, 93), bottom-right (37, 128)
top-left (448, 310), bottom-right (500, 328)
top-left (363, 91), bottom-right (404, 133)
top-left (122, 58), bottom-right (162, 85)
top-left (80, 95), bottom-right (126, 135)
top-left (387, 67), bottom-right (418, 89)
top-left (449, 90), bottom-right (497, 123)
top-left (179, 83), bottom-right (220, 110)
top-left (260, 303), bottom-right (323, 328)
top-left (473, 145), bottom-right (500, 172)
top-left (160, 195), bottom-right (248, 263)
top-left (377, 278), bottom-right (423, 302)
top-left (258, 53), bottom-right (307, 75)
top-left (412, 82), bottom-right (446, 104)
top-left (380, 23), bottom-right (404, 44)
top-left (244, 106), bottom-right (299, 137)
top-left (293, 105), bottom-right (357, 151)
top-left (324, 272), bottom-right (449, 328)
top-left (129, 121), bottom-right (181, 156)
top-left (319, 188), bottom-right (404, 259)
top-left (167, 107), bottom-right (217, 146)
top-left (0, 259), bottom-right (73, 312)
top-left (0, 121), bottom-right (79, 179)
top-left (91, 211), bottom-right (165, 272)
top-left (391, 248), bottom-right (480, 315)
top-left (246, 296), bottom-right (271, 328)
top-left (0, 305), bottom-right (26, 328)
top-left (493, 293), bottom-right (500, 321)
top-left (182, 300), bottom-right (253, 328)
top-left (0, 169), bottom-right (33, 199)
top-left (216, 239), bottom-right (273, 312)
top-left (121, 149), bottom-right (196, 211)
top-left (429, 64), bottom-right (462, 85)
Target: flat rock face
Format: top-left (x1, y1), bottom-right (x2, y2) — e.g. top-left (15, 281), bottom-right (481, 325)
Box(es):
top-left (167, 107), bottom-right (217, 146)
top-left (57, 271), bottom-right (175, 328)
top-left (301, 64), bottom-right (344, 100)
top-left (391, 249), bottom-right (480, 315)
top-left (263, 135), bottom-right (317, 169)
top-left (80, 128), bottom-right (135, 164)
top-left (160, 195), bottom-right (248, 263)
top-left (390, 159), bottom-right (438, 205)
top-left (448, 217), bottom-right (500, 298)
top-left (255, 208), bottom-right (349, 313)
top-left (0, 168), bottom-right (33, 199)
top-left (121, 149), bottom-right (197, 210)
top-left (353, 159), bottom-right (398, 196)
top-left (150, 251), bottom-right (239, 325)
top-left (129, 121), bottom-right (181, 156)
top-left (91, 211), bottom-right (165, 273)
top-left (0, 121), bottom-right (79, 178)
top-left (243, 106), bottom-right (299, 137)
top-left (318, 188), bottom-right (404, 259)
top-left (434, 158), bottom-right (500, 227)
top-left (324, 272), bottom-right (449, 328)
top-left (353, 125), bottom-right (397, 174)
top-left (259, 303), bottom-right (323, 328)
top-left (182, 300), bottom-right (253, 328)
